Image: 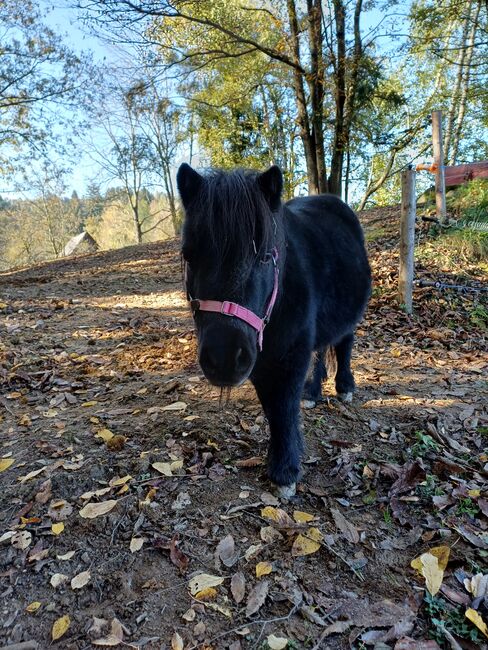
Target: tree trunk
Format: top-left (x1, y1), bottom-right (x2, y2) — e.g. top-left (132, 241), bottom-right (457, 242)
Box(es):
top-left (328, 0), bottom-right (346, 197)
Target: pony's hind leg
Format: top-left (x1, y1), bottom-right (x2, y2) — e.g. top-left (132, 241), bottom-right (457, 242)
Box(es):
top-left (334, 333), bottom-right (355, 402)
top-left (302, 348), bottom-right (327, 406)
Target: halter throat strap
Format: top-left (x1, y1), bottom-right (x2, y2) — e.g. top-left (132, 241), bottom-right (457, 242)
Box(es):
top-left (188, 247), bottom-right (279, 351)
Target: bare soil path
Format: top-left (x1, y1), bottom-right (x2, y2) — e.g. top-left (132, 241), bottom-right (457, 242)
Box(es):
top-left (1, 208), bottom-right (487, 649)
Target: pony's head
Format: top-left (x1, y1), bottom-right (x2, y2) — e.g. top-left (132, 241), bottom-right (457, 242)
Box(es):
top-left (177, 163), bottom-right (283, 387)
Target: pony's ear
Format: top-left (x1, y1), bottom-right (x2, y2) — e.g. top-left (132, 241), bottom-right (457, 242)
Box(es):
top-left (258, 165), bottom-right (283, 209)
top-left (177, 163), bottom-right (203, 207)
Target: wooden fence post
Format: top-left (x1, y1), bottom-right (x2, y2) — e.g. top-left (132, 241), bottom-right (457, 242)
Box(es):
top-left (399, 167), bottom-right (416, 314)
top-left (432, 110), bottom-right (447, 224)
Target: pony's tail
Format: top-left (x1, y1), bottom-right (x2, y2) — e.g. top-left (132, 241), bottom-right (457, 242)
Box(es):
top-left (325, 346), bottom-right (337, 380)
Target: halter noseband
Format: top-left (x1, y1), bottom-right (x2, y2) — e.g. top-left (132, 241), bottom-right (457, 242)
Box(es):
top-left (186, 247), bottom-right (279, 351)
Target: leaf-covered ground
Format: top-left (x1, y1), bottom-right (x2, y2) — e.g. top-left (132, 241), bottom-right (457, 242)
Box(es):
top-left (1, 207), bottom-right (487, 650)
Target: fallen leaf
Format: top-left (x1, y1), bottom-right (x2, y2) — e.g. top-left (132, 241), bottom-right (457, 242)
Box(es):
top-left (330, 508), bottom-right (359, 544)
top-left (162, 401), bottom-right (187, 412)
top-left (51, 522), bottom-right (64, 535)
top-left (79, 499), bottom-right (118, 519)
top-left (170, 536), bottom-right (189, 572)
top-left (261, 506), bottom-right (295, 528)
top-left (50, 573), bottom-right (69, 588)
top-left (464, 573), bottom-right (488, 598)
top-left (109, 474), bottom-right (132, 487)
top-left (465, 608), bottom-right (488, 638)
top-left (82, 400), bottom-right (98, 407)
top-left (188, 573), bottom-right (224, 596)
top-left (52, 614), bottom-right (70, 641)
top-left (96, 428), bottom-right (114, 442)
top-left (293, 510), bottom-right (315, 523)
top-left (0, 458), bottom-right (15, 472)
top-left (93, 618), bottom-right (124, 646)
top-left (130, 537), bottom-right (145, 553)
top-left (246, 579), bottom-right (269, 617)
top-left (421, 553), bottom-right (444, 596)
top-left (26, 601), bottom-right (41, 613)
top-left (291, 529), bottom-right (322, 557)
top-left (11, 530), bottom-right (32, 550)
top-left (152, 460), bottom-right (183, 476)
top-left (57, 550), bottom-right (76, 560)
top-left (215, 534), bottom-right (237, 568)
top-left (171, 631), bottom-right (184, 650)
top-left (18, 467), bottom-right (45, 483)
top-left (235, 456), bottom-right (264, 467)
top-left (231, 571), bottom-right (246, 604)
top-left (411, 546), bottom-right (450, 572)
top-left (106, 435), bottom-right (126, 451)
top-left (195, 587), bottom-right (218, 601)
top-left (267, 634), bottom-right (288, 649)
top-left (182, 608), bottom-right (196, 622)
top-left (256, 561), bottom-right (273, 578)
top-left (71, 570), bottom-right (91, 589)
top-left (80, 487), bottom-right (112, 501)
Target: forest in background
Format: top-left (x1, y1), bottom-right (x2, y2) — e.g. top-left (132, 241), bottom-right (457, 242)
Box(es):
top-left (0, 0), bottom-right (487, 270)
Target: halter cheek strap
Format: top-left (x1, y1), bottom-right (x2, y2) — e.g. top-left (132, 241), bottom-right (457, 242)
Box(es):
top-left (187, 248), bottom-right (279, 351)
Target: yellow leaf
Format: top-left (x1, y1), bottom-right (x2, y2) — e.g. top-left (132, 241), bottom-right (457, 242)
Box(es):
top-left (26, 601), bottom-right (41, 613)
top-left (51, 522), bottom-right (64, 535)
top-left (0, 458), bottom-right (15, 472)
top-left (466, 608), bottom-right (488, 638)
top-left (293, 510), bottom-right (315, 523)
top-left (206, 439), bottom-right (220, 450)
top-left (52, 614), bottom-right (70, 641)
top-left (468, 489), bottom-right (480, 498)
top-left (18, 467), bottom-right (45, 483)
top-left (96, 428), bottom-right (114, 442)
top-left (291, 528), bottom-right (323, 557)
top-left (79, 499), bottom-right (118, 519)
top-left (256, 561), bottom-right (273, 578)
top-left (117, 484), bottom-right (129, 495)
top-left (195, 586), bottom-right (218, 600)
top-left (172, 631), bottom-right (184, 650)
top-left (109, 474), bottom-right (132, 487)
top-left (261, 506), bottom-right (295, 527)
top-left (420, 553), bottom-right (444, 596)
top-left (411, 546), bottom-right (450, 572)
top-left (81, 401), bottom-right (98, 407)
top-left (188, 573), bottom-right (224, 596)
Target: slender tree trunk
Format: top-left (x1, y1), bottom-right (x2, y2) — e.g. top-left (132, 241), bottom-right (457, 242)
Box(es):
top-left (443, 2), bottom-right (472, 161)
top-left (328, 0), bottom-right (346, 197)
top-left (450, 0), bottom-right (481, 164)
top-left (307, 0), bottom-right (327, 193)
top-left (287, 0), bottom-right (319, 194)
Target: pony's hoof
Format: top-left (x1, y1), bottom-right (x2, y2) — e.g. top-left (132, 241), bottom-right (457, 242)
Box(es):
top-left (337, 392), bottom-right (353, 403)
top-left (272, 482), bottom-right (296, 500)
top-left (301, 399), bottom-right (316, 409)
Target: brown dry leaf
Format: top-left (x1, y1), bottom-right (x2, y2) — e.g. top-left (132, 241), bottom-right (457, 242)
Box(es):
top-left (0, 458), bottom-right (15, 472)
top-left (260, 526), bottom-right (284, 543)
top-left (291, 528), bottom-right (323, 557)
top-left (71, 569), bottom-right (91, 589)
top-left (465, 608), bottom-right (488, 638)
top-left (261, 506), bottom-right (295, 528)
top-left (231, 571), bottom-right (246, 604)
top-left (182, 608), bottom-right (196, 622)
top-left (35, 478), bottom-right (52, 504)
top-left (80, 486), bottom-right (112, 501)
top-left (52, 614), bottom-right (70, 641)
top-left (152, 460), bottom-right (183, 477)
top-left (171, 631), bottom-right (184, 650)
top-left (188, 573), bottom-right (224, 596)
top-left (411, 546), bottom-right (450, 572)
top-left (106, 435), bottom-right (126, 451)
top-left (215, 534), bottom-right (237, 568)
top-left (256, 561), bottom-right (273, 578)
top-left (246, 579), bottom-right (269, 617)
top-left (57, 550), bottom-right (76, 560)
top-left (330, 508), bottom-right (359, 543)
top-left (51, 522), bottom-right (64, 536)
top-left (109, 474), bottom-right (132, 487)
top-left (170, 536), bottom-right (189, 572)
top-left (235, 456), bottom-right (264, 467)
top-left (79, 499), bottom-right (117, 519)
top-left (93, 618), bottom-right (124, 646)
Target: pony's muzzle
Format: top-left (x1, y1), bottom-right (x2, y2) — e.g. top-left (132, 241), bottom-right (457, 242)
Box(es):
top-left (199, 338), bottom-right (254, 387)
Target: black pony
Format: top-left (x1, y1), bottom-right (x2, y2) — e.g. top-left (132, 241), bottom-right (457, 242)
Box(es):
top-left (177, 164), bottom-right (371, 497)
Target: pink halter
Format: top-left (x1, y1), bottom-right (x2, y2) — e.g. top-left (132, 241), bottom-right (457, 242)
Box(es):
top-left (187, 248), bottom-right (279, 351)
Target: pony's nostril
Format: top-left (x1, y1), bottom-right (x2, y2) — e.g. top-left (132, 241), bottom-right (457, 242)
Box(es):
top-left (235, 347), bottom-right (251, 372)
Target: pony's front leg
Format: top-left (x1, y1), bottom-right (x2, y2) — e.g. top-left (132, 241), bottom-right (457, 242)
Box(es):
top-left (252, 350), bottom-right (310, 498)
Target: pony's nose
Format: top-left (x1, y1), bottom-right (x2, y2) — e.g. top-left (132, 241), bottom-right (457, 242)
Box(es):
top-left (199, 343), bottom-right (253, 385)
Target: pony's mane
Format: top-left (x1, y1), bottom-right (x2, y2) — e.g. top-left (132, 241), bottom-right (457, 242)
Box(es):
top-left (192, 169), bottom-right (279, 272)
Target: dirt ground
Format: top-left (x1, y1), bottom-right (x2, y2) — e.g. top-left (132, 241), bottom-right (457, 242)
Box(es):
top-left (1, 207), bottom-right (487, 650)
